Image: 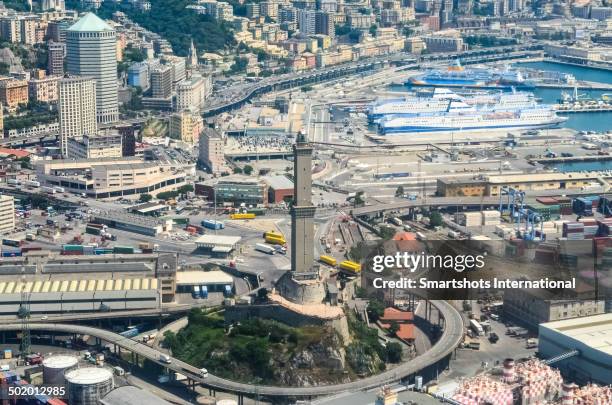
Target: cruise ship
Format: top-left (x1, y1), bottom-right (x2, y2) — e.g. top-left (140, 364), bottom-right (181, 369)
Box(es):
top-left (378, 107), bottom-right (567, 135)
top-left (368, 89), bottom-right (536, 122)
top-left (406, 61), bottom-right (535, 90)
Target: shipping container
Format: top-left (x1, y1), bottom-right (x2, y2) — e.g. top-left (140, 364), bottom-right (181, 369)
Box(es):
top-left (113, 246), bottom-right (135, 254)
top-left (202, 219), bottom-right (225, 230)
top-left (247, 208), bottom-right (266, 216)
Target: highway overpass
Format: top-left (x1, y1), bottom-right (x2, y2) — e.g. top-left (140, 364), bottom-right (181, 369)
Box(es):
top-left (0, 300), bottom-right (463, 399)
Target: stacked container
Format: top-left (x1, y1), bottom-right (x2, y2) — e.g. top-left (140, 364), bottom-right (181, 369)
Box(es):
top-left (553, 196), bottom-right (573, 215)
top-left (597, 218), bottom-right (612, 236)
top-left (563, 222), bottom-right (585, 240)
top-left (573, 198), bottom-right (594, 216)
top-left (455, 212), bottom-right (482, 227)
top-left (481, 210), bottom-right (501, 226)
top-left (579, 218), bottom-right (599, 239)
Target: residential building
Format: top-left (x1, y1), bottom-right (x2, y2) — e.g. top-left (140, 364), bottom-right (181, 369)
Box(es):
top-left (47, 41), bottom-right (65, 76)
top-left (422, 34), bottom-right (465, 52)
top-left (162, 55), bottom-right (186, 89)
top-left (28, 71), bottom-right (60, 103)
top-left (169, 111), bottom-right (203, 144)
top-left (66, 130), bottom-right (123, 159)
top-left (347, 13), bottom-right (373, 29)
top-left (66, 13), bottom-right (119, 124)
top-left (47, 19), bottom-right (72, 42)
top-left (149, 65), bottom-right (173, 99)
top-left (58, 76), bottom-right (97, 156)
top-left (0, 79), bottom-right (29, 108)
top-left (198, 127), bottom-right (225, 173)
top-left (0, 195), bottom-right (15, 235)
top-left (315, 11), bottom-right (334, 37)
top-left (297, 9), bottom-right (316, 35)
top-left (591, 7), bottom-right (612, 20)
top-left (0, 17), bottom-right (21, 43)
top-left (246, 3), bottom-right (260, 18)
top-left (175, 74), bottom-right (207, 112)
top-left (260, 1), bottom-right (279, 18)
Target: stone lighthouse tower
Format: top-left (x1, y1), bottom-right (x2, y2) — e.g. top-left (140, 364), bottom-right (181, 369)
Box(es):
top-left (291, 132), bottom-right (316, 275)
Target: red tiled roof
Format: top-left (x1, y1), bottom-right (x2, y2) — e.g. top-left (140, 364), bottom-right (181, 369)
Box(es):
top-left (0, 148), bottom-right (30, 158)
top-left (396, 324), bottom-right (415, 340)
top-left (381, 307), bottom-right (414, 322)
top-left (393, 232), bottom-right (416, 241)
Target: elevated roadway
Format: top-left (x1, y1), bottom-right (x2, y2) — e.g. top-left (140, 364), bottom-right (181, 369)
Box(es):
top-left (0, 300), bottom-right (463, 398)
top-left (352, 197), bottom-right (501, 216)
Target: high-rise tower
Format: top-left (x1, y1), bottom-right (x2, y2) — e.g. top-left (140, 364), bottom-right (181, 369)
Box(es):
top-left (290, 132), bottom-right (316, 275)
top-left (59, 76), bottom-right (97, 156)
top-left (66, 13), bottom-right (118, 124)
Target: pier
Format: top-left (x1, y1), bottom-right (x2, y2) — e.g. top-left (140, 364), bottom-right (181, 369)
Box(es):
top-left (553, 104), bottom-right (612, 113)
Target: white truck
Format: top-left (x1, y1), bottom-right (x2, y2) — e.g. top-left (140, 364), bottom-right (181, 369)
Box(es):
top-left (470, 319), bottom-right (484, 336)
top-left (390, 217), bottom-right (403, 226)
top-left (255, 243), bottom-right (276, 255)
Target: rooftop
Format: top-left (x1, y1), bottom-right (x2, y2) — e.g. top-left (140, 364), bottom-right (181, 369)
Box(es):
top-left (68, 13), bottom-right (114, 32)
top-left (100, 386), bottom-right (172, 405)
top-left (486, 172), bottom-right (603, 184)
top-left (540, 313), bottom-right (612, 356)
top-left (263, 175), bottom-right (294, 190)
top-left (381, 307), bottom-right (414, 322)
top-left (175, 270), bottom-right (233, 285)
top-left (195, 234), bottom-right (242, 247)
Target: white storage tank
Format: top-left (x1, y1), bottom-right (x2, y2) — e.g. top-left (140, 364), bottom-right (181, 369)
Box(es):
top-left (43, 355), bottom-right (79, 385)
top-left (65, 367), bottom-right (114, 405)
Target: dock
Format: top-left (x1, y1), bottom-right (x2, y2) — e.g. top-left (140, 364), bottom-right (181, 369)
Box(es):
top-left (553, 104), bottom-right (612, 113)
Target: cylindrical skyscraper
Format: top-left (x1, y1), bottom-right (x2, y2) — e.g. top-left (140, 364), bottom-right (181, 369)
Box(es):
top-left (66, 13), bottom-right (118, 125)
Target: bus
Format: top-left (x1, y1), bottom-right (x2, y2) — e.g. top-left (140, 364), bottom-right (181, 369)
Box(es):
top-left (265, 233), bottom-right (286, 245)
top-left (339, 260), bottom-right (361, 274)
top-left (229, 213), bottom-right (256, 220)
top-left (2, 239), bottom-right (22, 248)
top-left (319, 255), bottom-right (337, 267)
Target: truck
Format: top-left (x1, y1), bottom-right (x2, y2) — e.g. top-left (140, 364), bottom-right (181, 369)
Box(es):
top-left (53, 186), bottom-right (65, 193)
top-left (7, 179), bottom-right (20, 186)
top-left (469, 319), bottom-right (484, 336)
top-left (416, 232), bottom-right (426, 241)
top-left (448, 230), bottom-right (460, 239)
top-left (255, 243), bottom-right (276, 255)
top-left (201, 219), bottom-right (225, 230)
top-left (390, 217), bottom-right (403, 226)
top-left (25, 233), bottom-right (36, 241)
top-left (23, 180), bottom-right (40, 188)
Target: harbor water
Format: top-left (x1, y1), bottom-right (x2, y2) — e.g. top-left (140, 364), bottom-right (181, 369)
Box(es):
top-left (394, 61), bottom-right (612, 132)
top-left (515, 61), bottom-right (612, 132)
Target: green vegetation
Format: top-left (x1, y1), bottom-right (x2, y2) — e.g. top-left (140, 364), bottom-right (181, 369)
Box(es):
top-left (464, 35), bottom-right (518, 48)
top-left (177, 184), bottom-right (194, 195)
top-left (366, 299), bottom-right (385, 322)
top-left (164, 309), bottom-right (348, 384)
top-left (301, 85), bottom-right (313, 92)
top-left (378, 225), bottom-right (396, 240)
top-left (429, 211), bottom-right (443, 228)
top-left (156, 191), bottom-right (179, 200)
top-left (139, 194), bottom-right (153, 203)
top-left (395, 186), bottom-right (404, 197)
top-left (243, 165), bottom-right (254, 175)
top-left (4, 108), bottom-right (58, 131)
top-left (93, 0), bottom-right (235, 55)
top-left (233, 167), bottom-right (243, 174)
top-left (230, 57), bottom-right (248, 74)
top-left (3, 0), bottom-right (30, 11)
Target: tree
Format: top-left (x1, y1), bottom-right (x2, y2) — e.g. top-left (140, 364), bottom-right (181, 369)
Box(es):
top-left (395, 186), bottom-right (404, 197)
top-left (139, 193), bottom-right (153, 203)
top-left (178, 184), bottom-right (194, 195)
top-left (379, 225), bottom-right (396, 240)
top-left (243, 165), bottom-right (254, 175)
top-left (157, 191), bottom-right (179, 200)
top-left (257, 288), bottom-right (268, 301)
top-left (429, 211), bottom-right (443, 228)
top-left (369, 24), bottom-right (378, 37)
top-left (301, 85), bottom-right (313, 92)
top-left (386, 342), bottom-right (403, 363)
top-left (348, 29), bottom-right (361, 43)
top-left (367, 299), bottom-right (385, 322)
top-left (388, 321), bottom-right (400, 336)
top-left (233, 167), bottom-right (243, 174)
top-left (353, 191), bottom-right (365, 207)
top-left (230, 57), bottom-right (248, 73)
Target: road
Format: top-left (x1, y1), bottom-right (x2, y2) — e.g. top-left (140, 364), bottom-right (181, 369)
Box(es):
top-left (0, 300), bottom-right (462, 398)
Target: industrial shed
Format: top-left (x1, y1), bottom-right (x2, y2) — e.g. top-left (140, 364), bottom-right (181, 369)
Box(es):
top-left (176, 271), bottom-right (234, 294)
top-left (195, 235), bottom-right (241, 257)
top-left (0, 278), bottom-right (160, 315)
top-left (539, 313), bottom-right (612, 384)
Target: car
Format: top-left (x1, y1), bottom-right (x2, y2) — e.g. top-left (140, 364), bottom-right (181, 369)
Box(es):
top-left (200, 368), bottom-right (209, 378)
top-left (489, 332), bottom-right (499, 343)
top-left (41, 315), bottom-right (48, 320)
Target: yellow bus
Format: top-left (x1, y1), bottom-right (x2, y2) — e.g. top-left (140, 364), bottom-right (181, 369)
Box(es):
top-left (339, 260), bottom-right (361, 274)
top-left (265, 234), bottom-right (287, 245)
top-left (319, 255), bottom-right (337, 267)
top-left (229, 213), bottom-right (256, 220)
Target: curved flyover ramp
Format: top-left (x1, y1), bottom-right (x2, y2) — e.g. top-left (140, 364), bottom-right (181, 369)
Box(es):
top-left (0, 300), bottom-right (462, 398)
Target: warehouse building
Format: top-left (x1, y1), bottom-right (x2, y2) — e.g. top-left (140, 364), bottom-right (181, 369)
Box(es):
top-left (504, 288), bottom-right (605, 330)
top-left (92, 211), bottom-right (174, 236)
top-left (264, 175), bottom-right (294, 203)
top-left (175, 270), bottom-right (234, 294)
top-left (436, 172), bottom-right (608, 197)
top-left (195, 235), bottom-right (241, 257)
top-left (539, 313), bottom-right (612, 384)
